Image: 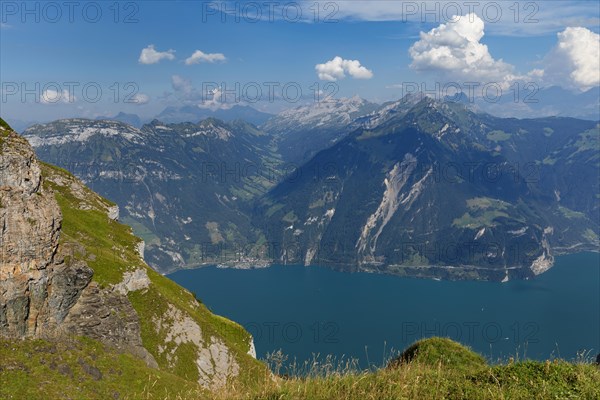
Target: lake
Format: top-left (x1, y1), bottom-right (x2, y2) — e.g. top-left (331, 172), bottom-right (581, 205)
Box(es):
top-left (168, 252), bottom-right (600, 367)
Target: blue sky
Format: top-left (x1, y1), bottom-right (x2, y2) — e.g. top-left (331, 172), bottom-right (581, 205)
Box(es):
top-left (1, 1), bottom-right (599, 123)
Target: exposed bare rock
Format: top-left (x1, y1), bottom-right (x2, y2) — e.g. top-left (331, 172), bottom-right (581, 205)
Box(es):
top-left (152, 304), bottom-right (240, 389)
top-left (0, 132), bottom-right (63, 337)
top-left (135, 241), bottom-right (145, 259)
top-left (356, 154), bottom-right (417, 259)
top-left (0, 129), bottom-right (155, 368)
top-left (62, 281), bottom-right (157, 368)
top-left (113, 268), bottom-right (151, 295)
top-left (107, 205), bottom-right (119, 221)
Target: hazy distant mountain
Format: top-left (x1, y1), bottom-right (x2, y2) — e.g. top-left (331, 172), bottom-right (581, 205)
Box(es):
top-left (95, 112), bottom-right (143, 128)
top-left (156, 105), bottom-right (273, 125)
top-left (475, 86), bottom-right (600, 120)
top-left (262, 96), bottom-right (380, 164)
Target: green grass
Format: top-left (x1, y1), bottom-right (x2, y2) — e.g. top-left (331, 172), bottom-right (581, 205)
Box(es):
top-left (389, 337), bottom-right (487, 373)
top-left (2, 337), bottom-right (599, 399)
top-left (127, 265), bottom-right (266, 389)
top-left (0, 117), bottom-right (14, 147)
top-left (216, 338), bottom-right (600, 400)
top-left (265, 203), bottom-right (284, 218)
top-left (453, 198), bottom-right (513, 229)
top-left (206, 221), bottom-right (225, 244)
top-left (282, 211), bottom-right (298, 223)
top-left (486, 130), bottom-right (511, 142)
top-left (42, 163), bottom-right (144, 287)
top-left (0, 338), bottom-right (207, 400)
top-left (6, 121), bottom-right (598, 399)
top-left (0, 117), bottom-right (12, 132)
top-left (121, 216), bottom-right (162, 246)
top-left (572, 127), bottom-right (600, 155)
top-left (452, 211), bottom-right (511, 229)
top-left (559, 206), bottom-right (586, 219)
top-left (466, 197), bottom-right (510, 210)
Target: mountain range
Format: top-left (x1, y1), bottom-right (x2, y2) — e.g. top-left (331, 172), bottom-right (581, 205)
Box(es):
top-left (24, 117), bottom-right (282, 272)
top-left (258, 97), bottom-right (599, 280)
top-left (155, 105), bottom-right (274, 126)
top-left (22, 94), bottom-right (599, 280)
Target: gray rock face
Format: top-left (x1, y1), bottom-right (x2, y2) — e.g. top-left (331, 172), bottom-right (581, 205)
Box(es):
top-left (63, 280), bottom-right (157, 368)
top-left (0, 129), bottom-right (156, 368)
top-left (107, 205), bottom-right (119, 221)
top-left (0, 132), bottom-right (63, 337)
top-left (113, 268), bottom-right (151, 295)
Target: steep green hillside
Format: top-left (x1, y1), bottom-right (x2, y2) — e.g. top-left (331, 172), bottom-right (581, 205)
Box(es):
top-left (40, 161), bottom-right (266, 387)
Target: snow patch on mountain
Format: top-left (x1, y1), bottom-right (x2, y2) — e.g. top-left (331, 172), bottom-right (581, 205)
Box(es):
top-left (24, 119), bottom-right (144, 146)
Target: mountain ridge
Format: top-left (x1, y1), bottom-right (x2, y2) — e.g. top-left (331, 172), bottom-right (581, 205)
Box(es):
top-left (21, 96), bottom-right (600, 280)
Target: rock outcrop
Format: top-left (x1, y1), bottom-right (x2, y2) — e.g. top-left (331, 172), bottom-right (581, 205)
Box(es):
top-left (0, 127), bottom-right (154, 367)
top-left (0, 128), bottom-right (66, 337)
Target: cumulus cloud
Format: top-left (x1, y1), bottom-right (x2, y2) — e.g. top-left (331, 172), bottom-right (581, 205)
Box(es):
top-left (130, 93), bottom-right (150, 105)
top-left (542, 27), bottom-right (600, 91)
top-left (185, 50), bottom-right (226, 65)
top-left (315, 56), bottom-right (374, 81)
top-left (409, 13), bottom-right (517, 85)
top-left (40, 89), bottom-right (76, 104)
top-left (307, 1), bottom-right (599, 36)
top-left (169, 75), bottom-right (229, 110)
top-left (171, 75), bottom-right (194, 95)
top-left (138, 45), bottom-right (176, 64)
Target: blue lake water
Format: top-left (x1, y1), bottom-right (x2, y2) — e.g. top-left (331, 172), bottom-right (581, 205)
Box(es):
top-left (168, 252), bottom-right (600, 367)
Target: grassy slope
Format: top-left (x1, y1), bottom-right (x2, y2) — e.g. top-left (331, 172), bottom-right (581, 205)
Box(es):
top-left (225, 338), bottom-right (599, 400)
top-left (230, 360), bottom-right (600, 400)
top-left (40, 162), bottom-right (267, 389)
top-left (0, 338), bottom-right (206, 400)
top-left (2, 337), bottom-right (598, 399)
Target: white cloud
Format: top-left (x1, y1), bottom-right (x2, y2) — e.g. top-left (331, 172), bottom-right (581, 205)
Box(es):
top-left (171, 75), bottom-right (194, 95)
top-left (40, 89), bottom-right (76, 104)
top-left (185, 50), bottom-right (226, 65)
top-left (315, 56), bottom-right (373, 81)
top-left (199, 87), bottom-right (232, 111)
top-left (138, 45), bottom-right (175, 64)
top-left (409, 13), bottom-right (518, 86)
top-left (542, 27), bottom-right (600, 91)
top-left (130, 93), bottom-right (150, 105)
top-left (304, 1), bottom-right (599, 36)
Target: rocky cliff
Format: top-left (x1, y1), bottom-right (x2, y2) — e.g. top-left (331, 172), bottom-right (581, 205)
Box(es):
top-left (0, 118), bottom-right (264, 390)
